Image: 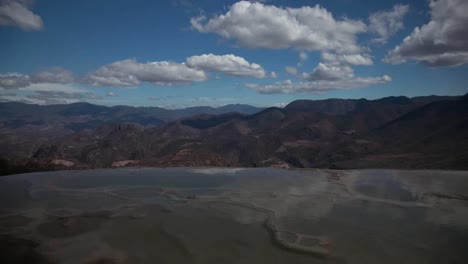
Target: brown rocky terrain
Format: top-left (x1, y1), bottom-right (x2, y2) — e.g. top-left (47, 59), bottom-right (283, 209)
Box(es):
top-left (1, 94), bottom-right (467, 175)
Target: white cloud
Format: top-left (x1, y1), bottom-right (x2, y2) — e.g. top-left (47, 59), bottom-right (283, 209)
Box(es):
top-left (0, 68), bottom-right (75, 89)
top-left (285, 66), bottom-right (298, 76)
top-left (384, 0), bottom-right (468, 67)
top-left (246, 75), bottom-right (391, 94)
top-left (106, 91), bottom-right (117, 97)
top-left (249, 55), bottom-right (390, 94)
top-left (270, 71), bottom-right (277, 78)
top-left (295, 47), bottom-right (388, 91)
top-left (0, 0), bottom-right (43, 30)
top-left (0, 73), bottom-right (30, 89)
top-left (369, 4), bottom-right (409, 44)
top-left (83, 59), bottom-right (207, 87)
top-left (2, 83), bottom-right (101, 105)
top-left (186, 54), bottom-right (266, 78)
top-left (30, 68), bottom-right (74, 84)
top-left (1, 53), bottom-right (266, 91)
top-left (303, 63), bottom-right (354, 81)
top-left (19, 82), bottom-right (86, 93)
top-left (321, 52), bottom-right (373, 66)
top-left (191, 1), bottom-right (366, 53)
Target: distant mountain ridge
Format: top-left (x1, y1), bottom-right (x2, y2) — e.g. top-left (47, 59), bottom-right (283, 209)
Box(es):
top-left (0, 101), bottom-right (264, 128)
top-left (1, 95), bottom-right (467, 175)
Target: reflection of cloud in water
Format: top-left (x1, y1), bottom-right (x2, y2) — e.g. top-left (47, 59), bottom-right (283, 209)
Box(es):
top-left (2, 168), bottom-right (468, 263)
top-left (249, 181), bottom-right (337, 220)
top-left (347, 170), bottom-right (468, 229)
top-left (234, 208), bottom-right (266, 224)
top-left (376, 170), bottom-right (468, 228)
top-left (191, 168), bottom-right (245, 175)
top-left (424, 203), bottom-right (468, 228)
top-left (274, 196), bottom-right (336, 220)
top-left (287, 178), bottom-right (329, 196)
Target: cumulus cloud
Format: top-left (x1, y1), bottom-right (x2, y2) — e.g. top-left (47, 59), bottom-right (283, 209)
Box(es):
top-left (106, 91), bottom-right (117, 97)
top-left (246, 75), bottom-right (391, 94)
top-left (0, 73), bottom-right (30, 89)
top-left (303, 63), bottom-right (354, 81)
top-left (20, 82), bottom-right (87, 93)
top-left (369, 4), bottom-right (409, 44)
top-left (249, 55), bottom-right (391, 94)
top-left (186, 54), bottom-right (266, 78)
top-left (1, 54), bottom-right (267, 90)
top-left (384, 0), bottom-right (468, 67)
top-left (191, 1), bottom-right (366, 53)
top-left (0, 92), bottom-right (16, 96)
top-left (30, 68), bottom-right (74, 84)
top-left (0, 68), bottom-right (74, 89)
top-left (321, 52), bottom-right (373, 66)
top-left (2, 83), bottom-right (101, 105)
top-left (83, 59), bottom-right (207, 87)
top-left (285, 66), bottom-right (298, 76)
top-left (0, 0), bottom-right (43, 30)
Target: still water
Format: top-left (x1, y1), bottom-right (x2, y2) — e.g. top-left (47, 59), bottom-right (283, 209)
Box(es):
top-left (1, 168), bottom-right (467, 263)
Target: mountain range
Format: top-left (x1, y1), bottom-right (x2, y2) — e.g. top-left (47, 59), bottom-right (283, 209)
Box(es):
top-left (1, 94), bottom-right (467, 175)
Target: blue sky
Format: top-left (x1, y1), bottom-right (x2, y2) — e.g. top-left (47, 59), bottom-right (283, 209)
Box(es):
top-left (0, 0), bottom-right (467, 108)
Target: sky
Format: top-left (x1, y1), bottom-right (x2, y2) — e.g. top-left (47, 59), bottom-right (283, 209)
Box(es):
top-left (0, 0), bottom-right (467, 108)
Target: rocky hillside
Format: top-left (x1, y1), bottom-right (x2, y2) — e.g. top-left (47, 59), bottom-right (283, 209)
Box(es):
top-left (1, 95), bottom-right (467, 174)
top-left (0, 102), bottom-right (263, 159)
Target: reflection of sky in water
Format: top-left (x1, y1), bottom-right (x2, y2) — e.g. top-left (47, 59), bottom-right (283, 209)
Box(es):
top-left (1, 168), bottom-right (468, 264)
top-left (190, 168), bottom-right (245, 175)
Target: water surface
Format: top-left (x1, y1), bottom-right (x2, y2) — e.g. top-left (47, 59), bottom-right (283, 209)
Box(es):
top-left (1, 168), bottom-right (467, 263)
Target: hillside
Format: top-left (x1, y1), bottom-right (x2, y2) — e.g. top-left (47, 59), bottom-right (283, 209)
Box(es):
top-left (1, 95), bottom-right (467, 174)
top-left (0, 102), bottom-right (264, 160)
